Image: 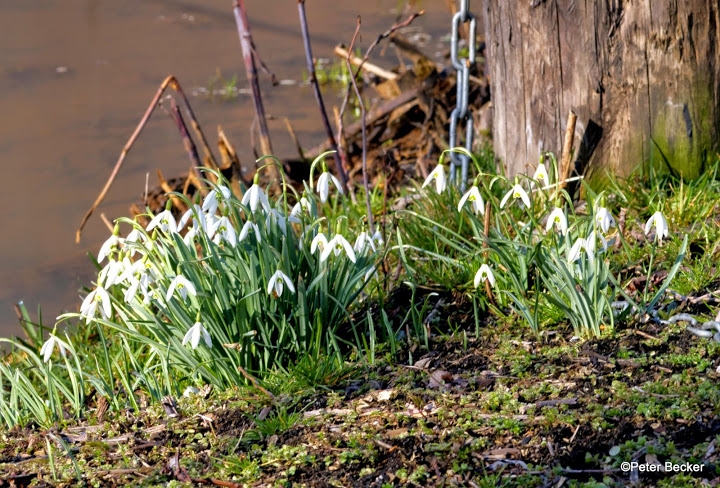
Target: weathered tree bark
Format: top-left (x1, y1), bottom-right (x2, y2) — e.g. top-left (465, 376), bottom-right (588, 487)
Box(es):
top-left (483, 0), bottom-right (720, 182)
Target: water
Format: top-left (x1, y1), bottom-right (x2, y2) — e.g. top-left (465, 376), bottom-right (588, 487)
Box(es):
top-left (0, 0), bottom-right (449, 336)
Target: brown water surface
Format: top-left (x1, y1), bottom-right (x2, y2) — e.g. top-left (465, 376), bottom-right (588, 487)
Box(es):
top-left (0, 1), bottom-right (449, 336)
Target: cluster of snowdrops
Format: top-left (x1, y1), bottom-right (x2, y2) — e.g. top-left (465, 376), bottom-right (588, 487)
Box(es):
top-left (39, 151), bottom-right (673, 388)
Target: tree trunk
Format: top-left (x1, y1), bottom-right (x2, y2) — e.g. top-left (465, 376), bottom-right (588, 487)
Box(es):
top-left (483, 0), bottom-right (720, 182)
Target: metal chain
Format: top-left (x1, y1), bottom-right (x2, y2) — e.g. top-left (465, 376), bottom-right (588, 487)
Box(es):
top-left (448, 0), bottom-right (476, 191)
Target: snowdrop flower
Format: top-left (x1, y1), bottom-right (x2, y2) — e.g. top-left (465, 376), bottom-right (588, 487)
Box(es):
top-left (473, 264), bottom-right (496, 288)
top-left (289, 197), bottom-right (312, 224)
top-left (422, 165), bottom-right (446, 194)
top-left (40, 333), bottom-right (70, 363)
top-left (321, 234), bottom-right (357, 263)
top-left (147, 209), bottom-right (177, 234)
top-left (568, 236), bottom-right (595, 263)
top-left (124, 228), bottom-right (147, 257)
top-left (242, 182), bottom-right (270, 213)
top-left (123, 276), bottom-right (141, 304)
top-left (588, 230), bottom-right (608, 253)
top-left (202, 185), bottom-right (231, 215)
top-left (118, 258), bottom-right (155, 299)
top-left (267, 269), bottom-right (295, 297)
top-left (354, 231), bottom-right (376, 254)
top-left (183, 226), bottom-right (198, 247)
top-left (178, 204), bottom-right (207, 232)
top-left (645, 211), bottom-right (669, 243)
top-left (595, 207), bottom-right (616, 234)
top-left (532, 163), bottom-right (549, 186)
top-left (166, 275), bottom-right (197, 301)
top-left (183, 322), bottom-right (212, 349)
top-left (238, 220), bottom-right (261, 243)
top-left (546, 207), bottom-right (568, 235)
top-left (458, 186), bottom-right (485, 215)
top-left (97, 234), bottom-right (124, 263)
top-left (371, 230), bottom-right (383, 248)
top-left (99, 258), bottom-right (126, 288)
top-left (317, 171), bottom-right (344, 203)
top-left (209, 215), bottom-right (237, 247)
top-left (80, 286), bottom-right (112, 324)
top-left (500, 184), bottom-right (531, 209)
top-left (311, 232), bottom-right (328, 255)
top-left (265, 208), bottom-right (287, 235)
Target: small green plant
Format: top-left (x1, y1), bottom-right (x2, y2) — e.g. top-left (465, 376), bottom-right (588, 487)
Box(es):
top-left (399, 149), bottom-right (683, 339)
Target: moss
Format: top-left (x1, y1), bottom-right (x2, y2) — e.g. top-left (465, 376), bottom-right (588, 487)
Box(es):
top-left (650, 77), bottom-right (715, 180)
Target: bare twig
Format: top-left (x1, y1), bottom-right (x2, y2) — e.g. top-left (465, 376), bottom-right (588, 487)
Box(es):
top-left (298, 0), bottom-right (346, 187)
top-left (100, 213), bottom-right (114, 234)
top-left (483, 201), bottom-right (495, 305)
top-left (333, 45), bottom-right (398, 80)
top-left (344, 18), bottom-right (374, 234)
top-left (165, 97), bottom-right (205, 186)
top-left (233, 1), bottom-right (277, 181)
top-left (334, 9), bottom-right (424, 219)
top-left (237, 365), bottom-right (276, 401)
top-left (76, 75), bottom-right (212, 243)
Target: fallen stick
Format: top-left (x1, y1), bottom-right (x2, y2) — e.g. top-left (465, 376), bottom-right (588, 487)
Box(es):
top-left (333, 45), bottom-right (398, 80)
top-left (306, 87), bottom-right (420, 160)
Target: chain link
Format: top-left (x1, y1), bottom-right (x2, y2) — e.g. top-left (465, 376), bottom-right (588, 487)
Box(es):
top-left (448, 0), bottom-right (476, 191)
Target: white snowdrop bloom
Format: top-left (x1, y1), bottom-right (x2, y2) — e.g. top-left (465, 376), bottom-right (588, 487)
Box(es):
top-left (371, 230), bottom-right (384, 248)
top-left (147, 209), bottom-right (178, 234)
top-left (458, 185), bottom-right (485, 215)
top-left (124, 228), bottom-right (147, 257)
top-left (473, 264), bottom-right (496, 289)
top-left (422, 165), bottom-right (446, 194)
top-left (209, 215), bottom-right (237, 247)
top-left (645, 211), bottom-right (669, 243)
top-left (265, 208), bottom-right (287, 235)
top-left (321, 234), bottom-right (357, 263)
top-left (178, 204), bottom-right (207, 232)
top-left (588, 230), bottom-right (608, 253)
top-left (183, 226), bottom-right (198, 247)
top-left (289, 197), bottom-right (312, 224)
top-left (545, 207), bottom-right (568, 235)
top-left (80, 286), bottom-right (112, 324)
top-left (183, 322), bottom-right (212, 349)
top-left (204, 213), bottom-right (219, 239)
top-left (354, 231), bottom-right (376, 254)
top-left (267, 269), bottom-right (295, 297)
top-left (99, 258), bottom-right (126, 288)
top-left (310, 233), bottom-right (329, 255)
top-left (532, 163), bottom-right (549, 185)
top-left (40, 334), bottom-right (70, 363)
top-left (595, 207), bottom-right (616, 234)
top-left (202, 185), bottom-right (231, 215)
top-left (97, 234), bottom-right (124, 263)
top-left (123, 276), bottom-right (141, 304)
top-left (317, 171), bottom-right (344, 203)
top-left (238, 220), bottom-right (261, 243)
top-left (568, 236), bottom-right (595, 264)
top-left (242, 183), bottom-right (270, 213)
top-left (166, 275), bottom-right (197, 301)
top-left (500, 184), bottom-right (531, 209)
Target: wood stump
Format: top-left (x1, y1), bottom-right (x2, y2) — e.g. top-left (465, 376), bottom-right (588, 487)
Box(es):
top-left (483, 0), bottom-right (720, 182)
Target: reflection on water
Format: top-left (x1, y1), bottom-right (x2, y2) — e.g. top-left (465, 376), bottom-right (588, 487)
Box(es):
top-left (0, 1), bottom-right (448, 336)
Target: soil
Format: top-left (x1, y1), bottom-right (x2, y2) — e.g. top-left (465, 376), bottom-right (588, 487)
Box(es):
top-left (2, 288), bottom-right (719, 487)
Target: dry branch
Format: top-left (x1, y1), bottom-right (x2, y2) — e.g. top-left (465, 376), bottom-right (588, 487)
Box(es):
top-left (76, 75), bottom-right (213, 243)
